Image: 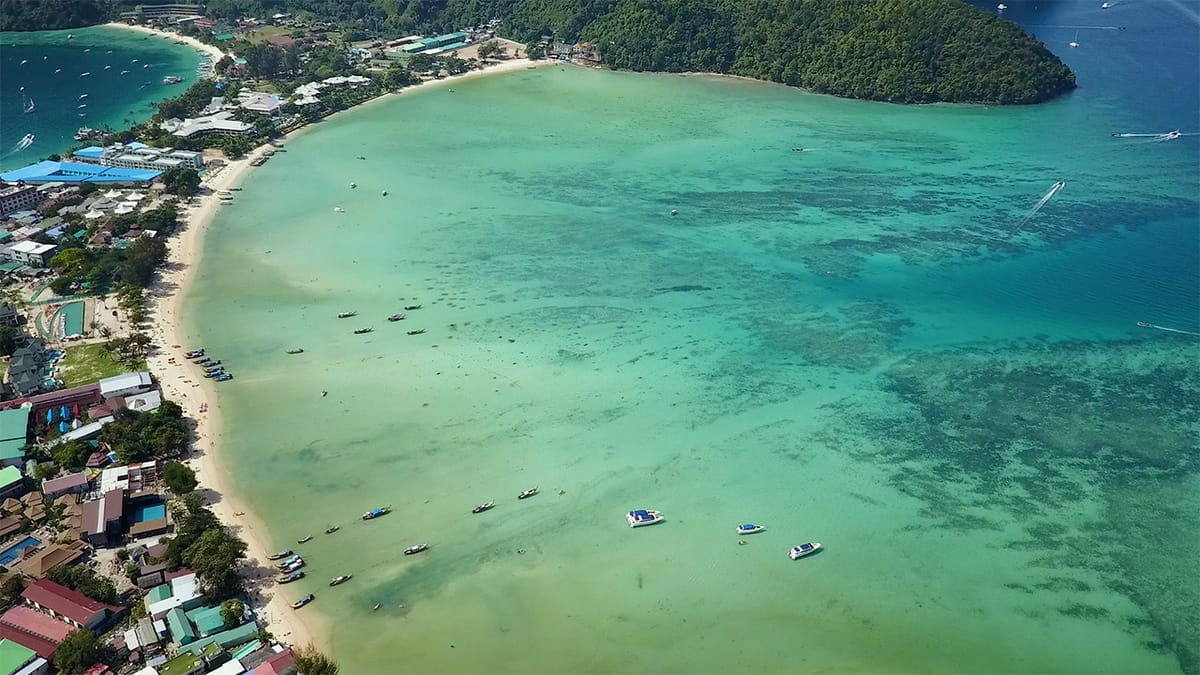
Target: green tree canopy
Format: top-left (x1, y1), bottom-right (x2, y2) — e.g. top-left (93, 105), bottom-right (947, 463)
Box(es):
top-left (220, 598), bottom-right (246, 630)
top-left (293, 644), bottom-right (340, 675)
top-left (161, 167), bottom-right (201, 198)
top-left (52, 629), bottom-right (100, 675)
top-left (163, 461), bottom-right (198, 495)
top-left (46, 566), bottom-right (118, 604)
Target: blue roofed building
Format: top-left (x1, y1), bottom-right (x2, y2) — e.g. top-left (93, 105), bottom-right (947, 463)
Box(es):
top-left (0, 161), bottom-right (160, 185)
top-left (185, 605), bottom-right (227, 638)
top-left (179, 622), bottom-right (258, 656)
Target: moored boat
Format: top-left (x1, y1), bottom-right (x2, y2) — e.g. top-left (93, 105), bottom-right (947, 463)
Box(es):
top-left (286, 348), bottom-right (304, 354)
top-left (337, 311), bottom-right (356, 318)
top-left (292, 593), bottom-right (314, 609)
top-left (627, 509), bottom-right (665, 527)
top-left (406, 329), bottom-right (425, 335)
top-left (267, 549), bottom-right (293, 560)
top-left (1137, 321), bottom-right (1151, 328)
top-left (403, 543), bottom-right (429, 555)
top-left (404, 304), bottom-right (422, 311)
top-left (517, 488), bottom-right (538, 500)
top-left (736, 523), bottom-right (766, 535)
top-left (297, 535), bottom-right (312, 544)
top-left (329, 575), bottom-right (352, 586)
top-left (788, 542), bottom-right (822, 559)
top-left (282, 558), bottom-right (305, 572)
top-left (277, 571), bottom-right (304, 584)
top-left (362, 506), bottom-right (391, 520)
top-left (387, 313), bottom-right (405, 322)
top-left (275, 554), bottom-right (301, 569)
top-left (472, 501), bottom-right (495, 514)
top-left (354, 327), bottom-right (373, 334)
top-left (325, 526), bottom-right (340, 534)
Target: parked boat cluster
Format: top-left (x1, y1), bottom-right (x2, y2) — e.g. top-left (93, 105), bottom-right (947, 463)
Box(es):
top-left (182, 348), bottom-right (233, 382)
top-left (337, 305), bottom-right (426, 338)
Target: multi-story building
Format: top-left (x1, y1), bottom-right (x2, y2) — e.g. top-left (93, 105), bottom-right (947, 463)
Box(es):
top-left (0, 182), bottom-right (41, 216)
top-left (119, 3), bottom-right (202, 22)
top-left (4, 241), bottom-right (56, 268)
top-left (73, 142), bottom-right (204, 172)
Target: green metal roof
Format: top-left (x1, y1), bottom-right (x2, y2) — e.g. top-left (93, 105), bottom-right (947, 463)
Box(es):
top-left (0, 466), bottom-right (20, 492)
top-left (0, 638), bottom-right (36, 675)
top-left (0, 232), bottom-right (11, 243)
top-left (166, 606), bottom-right (197, 644)
top-left (0, 440), bottom-right (23, 463)
top-left (185, 605), bottom-right (227, 636)
top-left (148, 583), bottom-right (173, 603)
top-left (180, 621), bottom-right (258, 656)
top-left (0, 408), bottom-right (29, 444)
top-left (0, 262), bottom-right (21, 273)
top-left (159, 651), bottom-right (202, 675)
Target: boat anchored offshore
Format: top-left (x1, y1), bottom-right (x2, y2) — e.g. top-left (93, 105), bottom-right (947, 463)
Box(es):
top-left (736, 524), bottom-right (766, 535)
top-left (325, 526), bottom-right (340, 534)
top-left (362, 506), bottom-right (391, 520)
top-left (387, 313), bottom-right (405, 322)
top-left (162, 75), bottom-right (183, 84)
top-left (292, 594), bottom-right (314, 609)
top-left (627, 510), bottom-right (665, 527)
top-left (337, 311), bottom-right (356, 318)
top-left (286, 348), bottom-right (304, 354)
top-left (472, 501), bottom-right (495, 514)
top-left (354, 327), bottom-right (373, 334)
top-left (297, 535), bottom-right (312, 544)
top-left (517, 487), bottom-right (539, 500)
top-left (788, 542), bottom-right (822, 559)
top-left (406, 329), bottom-right (425, 335)
top-left (329, 575), bottom-right (352, 586)
top-left (403, 544), bottom-right (429, 555)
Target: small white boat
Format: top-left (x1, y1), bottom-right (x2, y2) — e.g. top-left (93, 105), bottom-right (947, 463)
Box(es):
top-left (627, 510), bottom-right (664, 528)
top-left (350, 182), bottom-right (357, 188)
top-left (736, 524), bottom-right (766, 535)
top-left (334, 207), bottom-right (344, 213)
top-left (997, 3), bottom-right (1007, 9)
top-left (1101, 2), bottom-right (1110, 8)
top-left (1069, 31), bottom-right (1079, 48)
top-left (788, 542), bottom-right (822, 560)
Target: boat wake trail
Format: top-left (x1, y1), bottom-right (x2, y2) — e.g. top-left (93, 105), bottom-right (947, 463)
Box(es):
top-left (1149, 324), bottom-right (1200, 337)
top-left (1011, 180), bottom-right (1065, 235)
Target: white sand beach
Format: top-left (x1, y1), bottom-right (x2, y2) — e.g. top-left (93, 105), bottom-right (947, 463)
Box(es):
top-left (139, 55), bottom-right (556, 651)
top-left (106, 22), bottom-right (226, 64)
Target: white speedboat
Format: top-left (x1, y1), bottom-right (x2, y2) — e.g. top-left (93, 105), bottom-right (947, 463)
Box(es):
top-left (627, 510), bottom-right (664, 527)
top-left (788, 543), bottom-right (822, 560)
top-left (997, 3), bottom-right (1007, 9)
top-left (736, 523), bottom-right (766, 535)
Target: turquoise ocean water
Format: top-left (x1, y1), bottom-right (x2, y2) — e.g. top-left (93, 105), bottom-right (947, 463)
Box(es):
top-left (0, 26), bottom-right (204, 171)
top-left (187, 1), bottom-right (1198, 672)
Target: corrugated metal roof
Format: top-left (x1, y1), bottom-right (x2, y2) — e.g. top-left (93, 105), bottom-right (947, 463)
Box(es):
top-left (0, 408), bottom-right (29, 444)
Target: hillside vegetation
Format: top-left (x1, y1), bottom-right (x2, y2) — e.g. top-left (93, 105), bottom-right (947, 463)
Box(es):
top-left (0, 0), bottom-right (109, 31)
top-left (4, 0), bottom-right (1076, 104)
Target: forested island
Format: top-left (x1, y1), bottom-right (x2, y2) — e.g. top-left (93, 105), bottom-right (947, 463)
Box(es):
top-left (0, 0), bottom-right (107, 31)
top-left (2, 0), bottom-right (1076, 104)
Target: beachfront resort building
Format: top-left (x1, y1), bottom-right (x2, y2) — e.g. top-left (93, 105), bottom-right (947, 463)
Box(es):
top-left (0, 162), bottom-right (161, 186)
top-left (160, 112), bottom-right (254, 140)
top-left (72, 143), bottom-right (204, 172)
top-left (291, 75), bottom-right (373, 106)
top-left (21, 579), bottom-right (123, 632)
top-left (99, 372), bottom-right (156, 400)
top-left (237, 91), bottom-right (284, 115)
top-left (0, 183), bottom-right (41, 217)
top-left (119, 3), bottom-right (202, 22)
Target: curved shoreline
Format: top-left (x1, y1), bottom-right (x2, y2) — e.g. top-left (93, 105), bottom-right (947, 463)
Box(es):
top-left (104, 21), bottom-right (225, 64)
top-left (141, 55), bottom-right (554, 655)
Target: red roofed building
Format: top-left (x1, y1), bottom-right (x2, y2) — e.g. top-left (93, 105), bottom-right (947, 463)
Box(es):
top-left (251, 647), bottom-right (295, 675)
top-left (21, 579), bottom-right (123, 632)
top-left (0, 605), bottom-right (73, 658)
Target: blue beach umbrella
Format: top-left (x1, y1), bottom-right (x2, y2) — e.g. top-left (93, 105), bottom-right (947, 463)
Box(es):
top-left (60, 406), bottom-right (70, 421)
top-left (46, 409), bottom-right (54, 423)
top-left (58, 421), bottom-right (69, 433)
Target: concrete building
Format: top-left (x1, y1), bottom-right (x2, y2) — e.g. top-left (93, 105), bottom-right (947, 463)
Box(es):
top-left (99, 372), bottom-right (155, 400)
top-left (73, 143), bottom-right (204, 172)
top-left (99, 461), bottom-right (158, 495)
top-left (146, 574), bottom-right (203, 620)
top-left (0, 467), bottom-right (22, 500)
top-left (160, 112), bottom-right (253, 140)
top-left (21, 579), bottom-right (122, 632)
top-left (3, 242), bottom-right (55, 268)
top-left (0, 183), bottom-right (40, 217)
top-left (0, 305), bottom-right (21, 328)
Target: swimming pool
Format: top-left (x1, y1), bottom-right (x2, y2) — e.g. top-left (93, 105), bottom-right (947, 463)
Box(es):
top-left (132, 503), bottom-right (166, 523)
top-left (60, 301), bottom-right (84, 337)
top-left (0, 537), bottom-right (41, 565)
